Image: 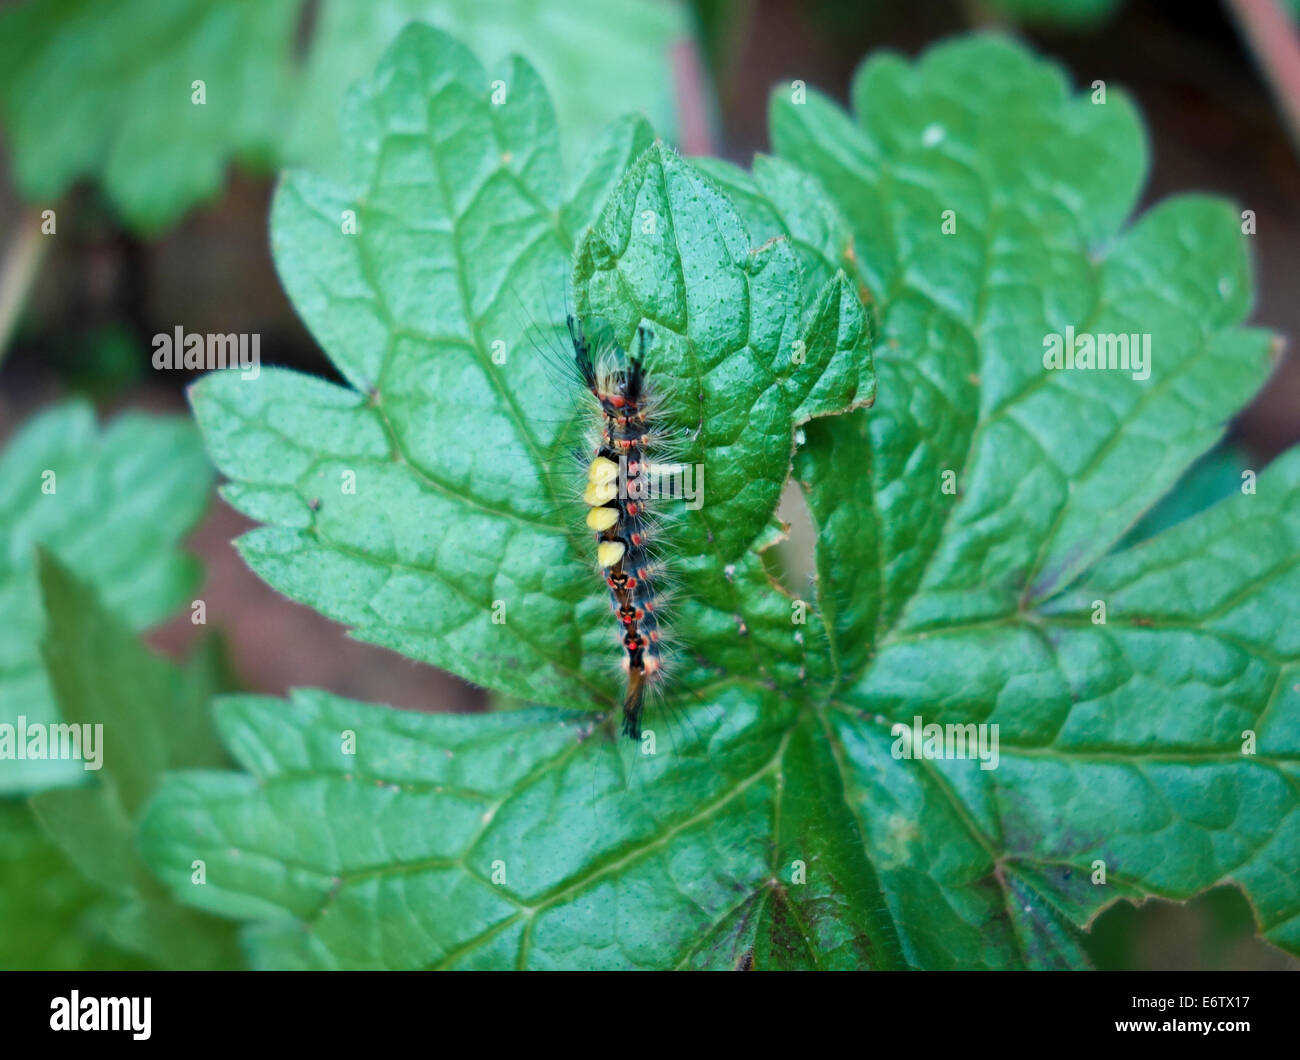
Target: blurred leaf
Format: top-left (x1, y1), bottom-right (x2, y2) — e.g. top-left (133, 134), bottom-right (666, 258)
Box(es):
top-left (984, 0), bottom-right (1124, 26)
top-left (50, 325), bottom-right (147, 397)
top-left (0, 402), bottom-right (211, 793)
top-left (288, 0), bottom-right (689, 171)
top-left (25, 551), bottom-right (242, 970)
top-left (0, 0), bottom-right (299, 232)
top-left (1121, 442), bottom-right (1252, 547)
top-left (1087, 885), bottom-right (1297, 970)
top-left (0, 801), bottom-right (149, 970)
top-left (0, 0), bottom-right (692, 231)
top-left (35, 548), bottom-right (228, 811)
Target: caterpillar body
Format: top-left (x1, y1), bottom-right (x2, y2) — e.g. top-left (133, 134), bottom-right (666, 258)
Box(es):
top-left (568, 316), bottom-right (667, 741)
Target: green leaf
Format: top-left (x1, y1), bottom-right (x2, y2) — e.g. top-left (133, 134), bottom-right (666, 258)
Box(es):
top-left (1121, 442), bottom-right (1253, 547)
top-left (25, 552), bottom-right (242, 970)
top-left (0, 0), bottom-right (299, 231)
top-left (141, 686), bottom-right (901, 969)
top-left (196, 23), bottom-right (871, 709)
top-left (148, 30), bottom-right (1298, 968)
top-left (766, 34), bottom-right (1293, 967)
top-left (287, 0), bottom-right (690, 172)
top-left (984, 0), bottom-right (1124, 26)
top-left (160, 25), bottom-right (884, 968)
top-left (35, 548), bottom-right (229, 811)
top-left (692, 153), bottom-right (856, 303)
top-left (0, 402), bottom-right (211, 793)
top-left (0, 801), bottom-right (149, 970)
top-left (0, 0), bottom-right (691, 231)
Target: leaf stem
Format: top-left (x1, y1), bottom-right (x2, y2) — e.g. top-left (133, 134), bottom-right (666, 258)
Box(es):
top-left (0, 207), bottom-right (50, 366)
top-left (671, 35), bottom-right (716, 156)
top-left (1225, 0), bottom-right (1300, 158)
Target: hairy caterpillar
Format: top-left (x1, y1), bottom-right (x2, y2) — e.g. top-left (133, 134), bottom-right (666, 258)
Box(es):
top-left (568, 315), bottom-right (669, 740)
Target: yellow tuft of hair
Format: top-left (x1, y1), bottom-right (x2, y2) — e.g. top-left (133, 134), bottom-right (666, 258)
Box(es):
top-left (588, 456), bottom-right (619, 485)
top-left (597, 540), bottom-right (626, 568)
top-left (583, 479), bottom-right (618, 506)
top-left (586, 506), bottom-right (619, 531)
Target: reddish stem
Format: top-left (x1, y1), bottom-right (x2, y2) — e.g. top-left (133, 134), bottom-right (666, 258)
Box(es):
top-left (672, 36), bottom-right (716, 157)
top-left (1225, 0), bottom-right (1300, 156)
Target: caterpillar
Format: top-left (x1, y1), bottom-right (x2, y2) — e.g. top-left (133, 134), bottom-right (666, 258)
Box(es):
top-left (567, 315), bottom-right (667, 741)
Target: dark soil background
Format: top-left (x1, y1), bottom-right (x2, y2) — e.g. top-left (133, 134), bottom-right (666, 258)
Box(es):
top-left (1, 0), bottom-right (1295, 969)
